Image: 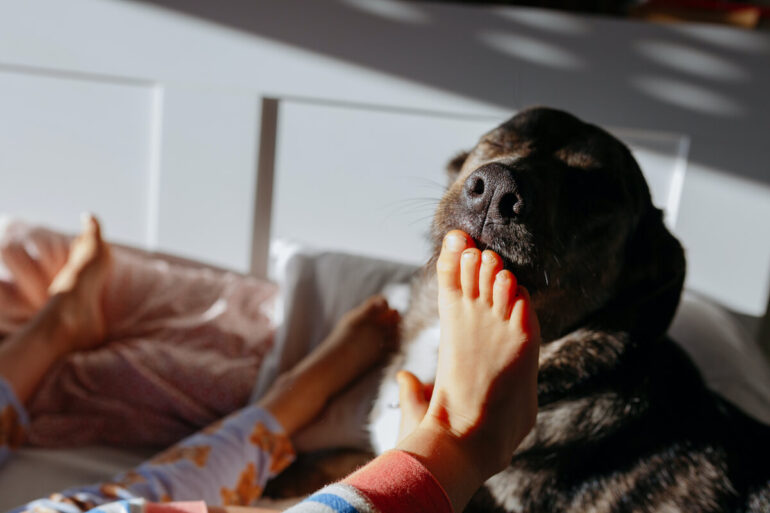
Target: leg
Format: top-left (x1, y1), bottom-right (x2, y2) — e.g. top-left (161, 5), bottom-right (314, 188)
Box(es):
top-left (260, 295), bottom-right (399, 435)
top-left (13, 296), bottom-right (399, 512)
top-left (0, 214), bottom-right (110, 403)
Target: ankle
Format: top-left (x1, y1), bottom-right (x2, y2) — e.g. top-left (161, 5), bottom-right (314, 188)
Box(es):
top-left (396, 423), bottom-right (490, 513)
top-left (38, 293), bottom-right (83, 356)
top-left (259, 371), bottom-right (328, 436)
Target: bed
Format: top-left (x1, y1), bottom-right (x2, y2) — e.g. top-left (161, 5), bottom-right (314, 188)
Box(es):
top-left (0, 0), bottom-right (769, 509)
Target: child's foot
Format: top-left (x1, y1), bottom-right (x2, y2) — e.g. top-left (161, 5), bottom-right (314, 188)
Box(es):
top-left (396, 369), bottom-right (431, 443)
top-left (260, 295), bottom-right (400, 435)
top-left (428, 230), bottom-right (540, 469)
top-left (46, 214), bottom-right (111, 353)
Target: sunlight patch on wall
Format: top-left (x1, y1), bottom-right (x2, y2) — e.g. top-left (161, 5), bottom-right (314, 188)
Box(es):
top-left (340, 0), bottom-right (430, 24)
top-left (631, 75), bottom-right (745, 117)
top-left (670, 24), bottom-right (769, 54)
top-left (494, 8), bottom-right (590, 36)
top-left (636, 40), bottom-right (748, 82)
top-left (479, 31), bottom-right (584, 70)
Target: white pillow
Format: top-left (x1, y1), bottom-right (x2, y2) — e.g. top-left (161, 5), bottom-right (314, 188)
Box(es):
top-left (256, 246), bottom-right (770, 453)
top-left (669, 291), bottom-right (770, 425)
top-left (252, 242), bottom-right (417, 451)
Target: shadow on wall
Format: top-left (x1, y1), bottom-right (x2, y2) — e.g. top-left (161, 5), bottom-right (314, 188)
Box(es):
top-left (127, 0), bottom-right (770, 188)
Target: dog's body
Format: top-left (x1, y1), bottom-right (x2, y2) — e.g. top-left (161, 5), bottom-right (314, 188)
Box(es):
top-left (369, 108), bottom-right (770, 512)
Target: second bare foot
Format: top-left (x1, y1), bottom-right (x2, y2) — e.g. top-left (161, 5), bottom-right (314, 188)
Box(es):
top-left (47, 214), bottom-right (111, 353)
top-left (261, 295), bottom-right (400, 435)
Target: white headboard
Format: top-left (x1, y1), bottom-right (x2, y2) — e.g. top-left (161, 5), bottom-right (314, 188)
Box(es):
top-left (1, 1), bottom-right (768, 335)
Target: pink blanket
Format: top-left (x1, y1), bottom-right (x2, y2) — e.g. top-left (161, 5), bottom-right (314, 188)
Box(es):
top-left (0, 220), bottom-right (278, 448)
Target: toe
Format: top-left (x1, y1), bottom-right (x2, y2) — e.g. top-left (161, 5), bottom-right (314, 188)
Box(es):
top-left (368, 294), bottom-right (388, 310)
top-left (492, 270), bottom-right (517, 320)
top-left (460, 249), bottom-right (481, 298)
top-left (397, 370), bottom-right (429, 409)
top-left (479, 250), bottom-right (503, 306)
top-left (510, 286), bottom-right (540, 339)
top-left (347, 295), bottom-right (388, 325)
top-left (397, 370), bottom-right (430, 441)
top-left (436, 230), bottom-right (473, 297)
top-left (82, 213), bottom-right (102, 240)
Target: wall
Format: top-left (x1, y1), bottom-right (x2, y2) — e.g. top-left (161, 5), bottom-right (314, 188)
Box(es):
top-left (0, 0), bottom-right (768, 323)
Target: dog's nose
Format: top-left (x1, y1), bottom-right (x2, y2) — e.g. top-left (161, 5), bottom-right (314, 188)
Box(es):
top-left (463, 163), bottom-right (530, 222)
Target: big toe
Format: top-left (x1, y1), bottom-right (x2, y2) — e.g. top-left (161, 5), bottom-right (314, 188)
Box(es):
top-left (436, 230), bottom-right (473, 298)
top-left (353, 294), bottom-right (389, 322)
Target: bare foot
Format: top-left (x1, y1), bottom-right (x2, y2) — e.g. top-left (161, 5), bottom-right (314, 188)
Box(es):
top-left (260, 295), bottom-right (400, 435)
top-left (47, 214), bottom-right (111, 353)
top-left (429, 229), bottom-right (540, 470)
top-left (396, 369), bottom-right (431, 443)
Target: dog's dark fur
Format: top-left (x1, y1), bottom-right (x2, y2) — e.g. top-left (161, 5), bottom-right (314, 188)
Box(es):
top-left (267, 107), bottom-right (770, 511)
top-left (397, 107), bottom-right (769, 512)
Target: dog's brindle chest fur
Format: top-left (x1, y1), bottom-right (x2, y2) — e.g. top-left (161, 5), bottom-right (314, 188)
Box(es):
top-left (373, 108), bottom-right (770, 512)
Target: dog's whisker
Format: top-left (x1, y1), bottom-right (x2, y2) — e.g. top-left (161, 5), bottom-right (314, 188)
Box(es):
top-left (405, 176), bottom-right (449, 193)
top-left (378, 197), bottom-right (441, 212)
top-left (406, 214), bottom-right (437, 227)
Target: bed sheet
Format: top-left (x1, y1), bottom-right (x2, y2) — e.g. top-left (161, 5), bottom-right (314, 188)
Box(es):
top-left (3, 238), bottom-right (769, 512)
top-left (0, 219), bottom-right (279, 449)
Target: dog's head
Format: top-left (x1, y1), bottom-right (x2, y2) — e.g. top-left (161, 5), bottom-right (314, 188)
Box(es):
top-left (432, 107), bottom-right (685, 341)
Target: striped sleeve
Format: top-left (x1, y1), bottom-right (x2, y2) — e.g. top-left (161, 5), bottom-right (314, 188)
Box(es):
top-left (284, 483), bottom-right (380, 513)
top-left (283, 450), bottom-right (453, 513)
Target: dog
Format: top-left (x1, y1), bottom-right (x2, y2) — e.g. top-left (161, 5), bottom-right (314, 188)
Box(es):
top-left (368, 107), bottom-right (770, 512)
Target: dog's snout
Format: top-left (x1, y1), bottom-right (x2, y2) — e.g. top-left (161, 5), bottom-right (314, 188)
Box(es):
top-left (463, 163), bottom-right (530, 222)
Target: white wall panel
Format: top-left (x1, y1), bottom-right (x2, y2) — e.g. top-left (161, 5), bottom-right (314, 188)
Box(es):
top-left (0, 0), bottom-right (767, 317)
top-left (153, 88), bottom-right (260, 272)
top-left (272, 101), bottom-right (499, 265)
top-left (0, 67), bottom-right (156, 247)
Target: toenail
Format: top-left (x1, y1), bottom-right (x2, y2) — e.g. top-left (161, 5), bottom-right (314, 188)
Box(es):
top-left (482, 251), bottom-right (495, 263)
top-left (445, 233), bottom-right (466, 252)
top-left (462, 250), bottom-right (476, 259)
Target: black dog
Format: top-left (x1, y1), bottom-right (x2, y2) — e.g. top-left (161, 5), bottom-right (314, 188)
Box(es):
top-left (369, 107), bottom-right (770, 512)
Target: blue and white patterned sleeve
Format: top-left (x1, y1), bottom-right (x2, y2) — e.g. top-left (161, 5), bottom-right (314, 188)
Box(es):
top-left (0, 376), bottom-right (28, 469)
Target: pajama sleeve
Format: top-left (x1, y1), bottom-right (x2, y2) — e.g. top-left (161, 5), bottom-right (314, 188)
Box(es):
top-left (284, 450), bottom-right (453, 513)
top-left (0, 376), bottom-right (28, 468)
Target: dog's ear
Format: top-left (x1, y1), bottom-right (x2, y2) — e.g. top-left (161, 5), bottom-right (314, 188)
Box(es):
top-left (598, 205), bottom-right (686, 342)
top-left (446, 151), bottom-right (469, 183)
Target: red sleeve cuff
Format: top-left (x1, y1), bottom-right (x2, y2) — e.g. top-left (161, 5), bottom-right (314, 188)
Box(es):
top-left (145, 501), bottom-right (207, 513)
top-left (343, 450), bottom-right (453, 513)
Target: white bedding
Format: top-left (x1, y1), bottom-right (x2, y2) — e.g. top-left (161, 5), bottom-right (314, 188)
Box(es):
top-left (2, 244), bottom-right (768, 511)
